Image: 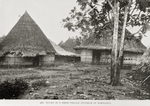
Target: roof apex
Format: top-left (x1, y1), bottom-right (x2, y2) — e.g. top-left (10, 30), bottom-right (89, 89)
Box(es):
top-left (0, 11), bottom-right (56, 56)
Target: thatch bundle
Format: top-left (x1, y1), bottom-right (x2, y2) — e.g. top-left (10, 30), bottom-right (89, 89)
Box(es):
top-left (138, 48), bottom-right (150, 73)
top-left (140, 48), bottom-right (150, 63)
top-left (134, 48), bottom-right (150, 85)
top-left (0, 11), bottom-right (55, 57)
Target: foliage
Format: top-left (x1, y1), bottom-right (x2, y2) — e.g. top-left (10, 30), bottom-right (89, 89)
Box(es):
top-left (63, 0), bottom-right (150, 38)
top-left (0, 78), bottom-right (28, 99)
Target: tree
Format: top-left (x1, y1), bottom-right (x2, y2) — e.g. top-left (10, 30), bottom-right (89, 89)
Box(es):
top-left (63, 0), bottom-right (150, 86)
top-left (106, 0), bottom-right (133, 85)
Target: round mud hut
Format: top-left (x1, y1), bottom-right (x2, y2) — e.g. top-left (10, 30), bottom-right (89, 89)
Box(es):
top-left (0, 11), bottom-right (56, 66)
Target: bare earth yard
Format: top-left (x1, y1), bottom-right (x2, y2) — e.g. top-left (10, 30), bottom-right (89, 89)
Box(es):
top-left (0, 63), bottom-right (150, 100)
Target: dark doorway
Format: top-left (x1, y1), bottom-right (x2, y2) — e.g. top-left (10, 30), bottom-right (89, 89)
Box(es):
top-left (92, 50), bottom-right (101, 65)
top-left (33, 55), bottom-right (40, 66)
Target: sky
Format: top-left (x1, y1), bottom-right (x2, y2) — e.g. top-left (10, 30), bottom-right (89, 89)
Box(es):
top-left (0, 0), bottom-right (79, 44)
top-left (0, 0), bottom-right (150, 47)
top-left (128, 26), bottom-right (150, 48)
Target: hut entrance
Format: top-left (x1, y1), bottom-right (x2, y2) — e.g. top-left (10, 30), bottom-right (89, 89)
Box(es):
top-left (92, 50), bottom-right (101, 65)
top-left (33, 55), bottom-right (40, 66)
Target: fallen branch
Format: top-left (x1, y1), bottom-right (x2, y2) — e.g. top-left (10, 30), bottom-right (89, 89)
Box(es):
top-left (142, 74), bottom-right (150, 85)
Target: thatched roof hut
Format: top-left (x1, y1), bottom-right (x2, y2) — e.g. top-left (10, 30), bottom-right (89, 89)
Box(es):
top-left (74, 23), bottom-right (146, 65)
top-left (50, 40), bottom-right (79, 56)
top-left (75, 23), bottom-right (146, 53)
top-left (50, 40), bottom-right (80, 62)
top-left (0, 11), bottom-right (56, 66)
top-left (0, 11), bottom-right (55, 57)
top-left (59, 37), bottom-right (77, 53)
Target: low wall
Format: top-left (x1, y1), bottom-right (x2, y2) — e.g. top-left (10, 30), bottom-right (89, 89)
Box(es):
top-left (0, 54), bottom-right (55, 66)
top-left (40, 54), bottom-right (55, 66)
top-left (80, 49), bottom-right (92, 63)
top-left (55, 55), bottom-right (80, 63)
top-left (0, 57), bottom-right (33, 66)
top-left (79, 49), bottom-right (143, 65)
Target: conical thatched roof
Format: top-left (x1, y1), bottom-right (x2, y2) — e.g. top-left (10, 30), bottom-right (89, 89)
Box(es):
top-left (75, 23), bottom-right (146, 53)
top-left (49, 40), bottom-right (79, 57)
top-left (0, 11), bottom-right (55, 57)
top-left (59, 37), bottom-right (77, 53)
top-left (58, 40), bottom-right (64, 46)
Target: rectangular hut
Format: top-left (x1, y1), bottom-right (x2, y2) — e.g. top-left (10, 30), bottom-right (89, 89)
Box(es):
top-left (49, 40), bottom-right (80, 63)
top-left (74, 23), bottom-right (146, 65)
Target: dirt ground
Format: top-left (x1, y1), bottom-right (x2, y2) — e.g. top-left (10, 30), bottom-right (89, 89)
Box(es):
top-left (0, 63), bottom-right (150, 100)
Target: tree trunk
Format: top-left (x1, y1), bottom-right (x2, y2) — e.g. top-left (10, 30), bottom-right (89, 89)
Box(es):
top-left (116, 6), bottom-right (129, 84)
top-left (110, 1), bottom-right (119, 86)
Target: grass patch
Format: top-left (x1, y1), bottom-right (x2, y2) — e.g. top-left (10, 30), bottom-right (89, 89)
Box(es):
top-left (23, 74), bottom-right (50, 80)
top-left (0, 69), bottom-right (37, 76)
top-left (31, 79), bottom-right (49, 90)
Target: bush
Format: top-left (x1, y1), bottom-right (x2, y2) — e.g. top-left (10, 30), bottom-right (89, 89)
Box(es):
top-left (0, 78), bottom-right (28, 99)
